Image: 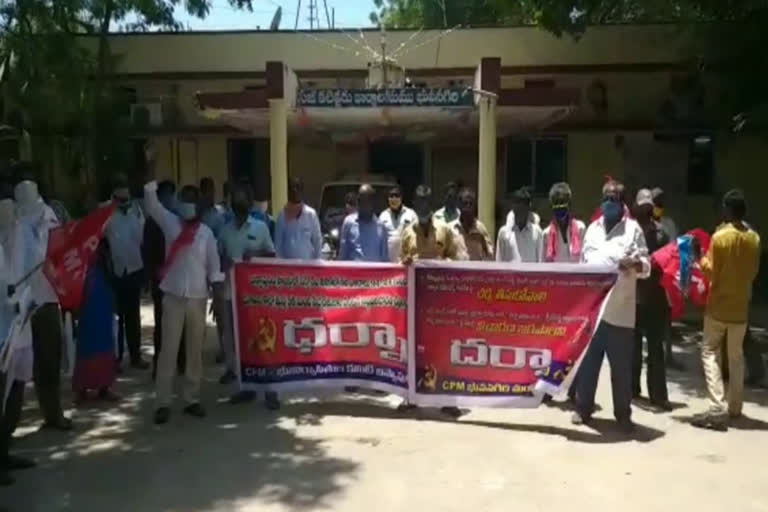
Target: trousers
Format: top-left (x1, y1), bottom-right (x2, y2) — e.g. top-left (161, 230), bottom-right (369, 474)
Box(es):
top-left (115, 269), bottom-right (143, 363)
top-left (0, 376), bottom-right (24, 464)
top-left (632, 300), bottom-right (669, 403)
top-left (702, 316), bottom-right (746, 416)
top-left (152, 280), bottom-right (185, 378)
top-left (155, 293), bottom-right (206, 407)
top-left (576, 321), bottom-right (634, 421)
top-left (219, 299), bottom-right (236, 374)
top-left (31, 304), bottom-right (64, 423)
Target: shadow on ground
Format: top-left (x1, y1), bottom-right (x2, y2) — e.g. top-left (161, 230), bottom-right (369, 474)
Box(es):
top-left (9, 345), bottom-right (359, 512)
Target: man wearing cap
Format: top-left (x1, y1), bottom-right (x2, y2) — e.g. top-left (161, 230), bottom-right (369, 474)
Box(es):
top-left (632, 189), bottom-right (671, 411)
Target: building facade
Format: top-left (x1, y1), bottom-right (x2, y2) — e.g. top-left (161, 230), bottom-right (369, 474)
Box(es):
top-left (103, 24), bottom-right (765, 237)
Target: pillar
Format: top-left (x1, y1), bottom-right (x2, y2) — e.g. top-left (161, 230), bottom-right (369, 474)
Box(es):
top-left (477, 95), bottom-right (497, 238)
top-left (269, 98), bottom-right (288, 215)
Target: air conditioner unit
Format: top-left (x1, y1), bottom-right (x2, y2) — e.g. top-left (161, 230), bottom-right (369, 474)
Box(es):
top-left (130, 102), bottom-right (163, 128)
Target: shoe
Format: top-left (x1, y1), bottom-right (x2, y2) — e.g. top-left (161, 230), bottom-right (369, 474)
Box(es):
top-left (617, 418), bottom-right (635, 434)
top-left (219, 371), bottom-right (236, 385)
top-left (154, 407), bottom-right (171, 425)
top-left (571, 411), bottom-right (590, 425)
top-left (691, 413), bottom-right (728, 432)
top-left (264, 392), bottom-right (281, 411)
top-left (229, 390), bottom-right (257, 405)
top-left (344, 386), bottom-right (360, 393)
top-left (396, 401), bottom-right (419, 412)
top-left (440, 406), bottom-right (464, 418)
top-left (0, 471), bottom-right (14, 486)
top-left (183, 403), bottom-right (207, 418)
top-left (42, 417), bottom-right (73, 431)
top-left (650, 400), bottom-right (673, 412)
top-left (97, 389), bottom-right (121, 402)
top-left (131, 359), bottom-right (150, 370)
top-left (728, 411), bottom-right (743, 420)
top-left (6, 455), bottom-right (35, 471)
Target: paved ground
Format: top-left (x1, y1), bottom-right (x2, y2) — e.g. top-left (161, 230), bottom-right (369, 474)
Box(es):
top-left (5, 305), bottom-right (768, 512)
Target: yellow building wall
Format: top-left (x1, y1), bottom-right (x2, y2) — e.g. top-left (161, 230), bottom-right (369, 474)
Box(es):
top-left (565, 133), bottom-right (625, 222)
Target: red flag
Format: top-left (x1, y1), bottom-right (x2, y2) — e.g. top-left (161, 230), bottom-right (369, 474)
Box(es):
top-left (43, 203), bottom-right (116, 311)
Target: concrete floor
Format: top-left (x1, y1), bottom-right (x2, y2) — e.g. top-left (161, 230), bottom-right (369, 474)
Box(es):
top-left (5, 306), bottom-right (768, 512)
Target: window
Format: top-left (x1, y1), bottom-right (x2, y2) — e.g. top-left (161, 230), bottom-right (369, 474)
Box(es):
top-left (687, 134), bottom-right (714, 195)
top-left (505, 137), bottom-right (567, 195)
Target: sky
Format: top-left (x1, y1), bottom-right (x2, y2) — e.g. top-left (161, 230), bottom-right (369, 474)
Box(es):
top-left (169, 0), bottom-right (376, 31)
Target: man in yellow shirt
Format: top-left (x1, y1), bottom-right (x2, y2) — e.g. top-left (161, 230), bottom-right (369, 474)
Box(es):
top-left (400, 185), bottom-right (467, 264)
top-left (693, 189), bottom-right (760, 431)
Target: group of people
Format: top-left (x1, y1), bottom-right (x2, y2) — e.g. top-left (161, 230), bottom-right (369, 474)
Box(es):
top-left (335, 178), bottom-right (761, 433)
top-left (0, 158), bottom-right (762, 488)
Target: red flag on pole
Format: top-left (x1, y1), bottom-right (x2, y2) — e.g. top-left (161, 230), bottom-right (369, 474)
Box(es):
top-left (43, 202), bottom-right (116, 311)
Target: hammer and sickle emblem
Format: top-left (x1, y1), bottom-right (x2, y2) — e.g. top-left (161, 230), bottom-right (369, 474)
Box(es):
top-left (420, 365), bottom-right (438, 391)
top-left (251, 317), bottom-right (277, 352)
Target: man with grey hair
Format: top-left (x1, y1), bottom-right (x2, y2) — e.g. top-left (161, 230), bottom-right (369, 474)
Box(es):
top-left (573, 179), bottom-right (650, 433)
top-left (542, 182), bottom-right (585, 263)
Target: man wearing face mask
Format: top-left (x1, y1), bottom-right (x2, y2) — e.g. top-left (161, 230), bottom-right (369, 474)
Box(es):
top-left (339, 184), bottom-right (389, 262)
top-left (450, 187), bottom-right (493, 261)
top-left (13, 168), bottom-right (72, 431)
top-left (651, 187), bottom-right (678, 241)
top-left (105, 174), bottom-right (148, 370)
top-left (631, 189), bottom-right (671, 411)
top-left (218, 185), bottom-right (275, 403)
top-left (144, 166), bottom-right (224, 425)
top-left (542, 183), bottom-right (585, 263)
top-left (573, 180), bottom-right (650, 434)
top-left (250, 188), bottom-right (275, 240)
top-left (400, 185), bottom-right (467, 418)
top-left (434, 181), bottom-right (461, 224)
top-left (379, 185), bottom-right (417, 263)
top-left (0, 182), bottom-right (36, 485)
top-left (275, 177), bottom-right (322, 261)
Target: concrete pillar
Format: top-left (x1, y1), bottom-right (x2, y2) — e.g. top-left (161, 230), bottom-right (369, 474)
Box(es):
top-left (477, 95), bottom-right (497, 238)
top-left (269, 98), bottom-right (288, 215)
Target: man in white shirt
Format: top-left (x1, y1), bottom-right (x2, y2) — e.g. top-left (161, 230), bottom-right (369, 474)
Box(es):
top-left (144, 169), bottom-right (224, 425)
top-left (106, 175), bottom-right (148, 370)
top-left (379, 185), bottom-right (418, 263)
top-left (13, 173), bottom-right (72, 431)
top-left (542, 183), bottom-right (586, 263)
top-left (497, 188), bottom-right (543, 263)
top-left (572, 179), bottom-right (650, 433)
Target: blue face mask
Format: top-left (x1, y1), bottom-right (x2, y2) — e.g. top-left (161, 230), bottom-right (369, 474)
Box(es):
top-left (601, 200), bottom-right (622, 223)
top-left (553, 207), bottom-right (569, 222)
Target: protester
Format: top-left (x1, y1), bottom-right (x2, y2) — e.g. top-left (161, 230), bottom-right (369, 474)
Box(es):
top-left (434, 181), bottom-right (460, 224)
top-left (250, 187), bottom-right (275, 239)
top-left (631, 189), bottom-right (671, 411)
top-left (505, 186), bottom-right (541, 228)
top-left (339, 184), bottom-right (389, 262)
top-left (218, 185), bottom-right (275, 405)
top-left (379, 185), bottom-right (417, 263)
top-left (498, 188), bottom-right (543, 263)
top-left (573, 179), bottom-right (650, 433)
top-left (542, 182), bottom-right (585, 263)
top-left (450, 187), bottom-right (493, 261)
top-left (13, 172), bottom-right (71, 430)
top-left (0, 187), bottom-right (35, 486)
top-left (37, 181), bottom-right (70, 225)
top-left (73, 240), bottom-right (119, 404)
top-left (344, 191), bottom-right (358, 217)
top-left (275, 176), bottom-right (322, 260)
top-left (651, 188), bottom-right (678, 241)
top-left (692, 189), bottom-right (760, 431)
top-left (106, 175), bottom-right (148, 370)
top-left (400, 184), bottom-right (466, 418)
top-left (199, 177), bottom-right (226, 238)
top-left (144, 166), bottom-right (224, 425)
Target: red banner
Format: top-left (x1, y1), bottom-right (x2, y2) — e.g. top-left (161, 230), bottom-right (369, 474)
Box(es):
top-left (43, 203), bottom-right (116, 311)
top-left (233, 260), bottom-right (408, 395)
top-left (410, 262), bottom-right (616, 407)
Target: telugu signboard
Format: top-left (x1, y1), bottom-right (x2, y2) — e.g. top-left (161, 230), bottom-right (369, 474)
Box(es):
top-left (297, 88), bottom-right (474, 108)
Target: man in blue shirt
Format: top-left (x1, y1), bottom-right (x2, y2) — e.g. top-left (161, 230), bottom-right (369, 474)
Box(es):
top-left (275, 177), bottom-right (322, 260)
top-left (338, 184), bottom-right (389, 262)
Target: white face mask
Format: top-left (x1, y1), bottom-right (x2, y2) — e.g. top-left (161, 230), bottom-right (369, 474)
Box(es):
top-left (14, 180), bottom-right (42, 217)
top-left (177, 202), bottom-right (197, 221)
top-left (0, 199), bottom-right (15, 229)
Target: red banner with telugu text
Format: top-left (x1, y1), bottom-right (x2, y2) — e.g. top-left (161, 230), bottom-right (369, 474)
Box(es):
top-left (43, 202), bottom-right (116, 311)
top-left (233, 260), bottom-right (409, 395)
top-left (410, 262), bottom-right (617, 408)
